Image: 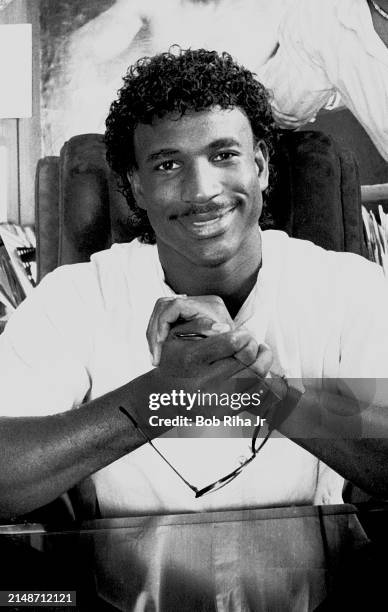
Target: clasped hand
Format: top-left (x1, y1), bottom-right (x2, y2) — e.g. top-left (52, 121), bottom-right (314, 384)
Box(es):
top-left (146, 295), bottom-right (273, 417)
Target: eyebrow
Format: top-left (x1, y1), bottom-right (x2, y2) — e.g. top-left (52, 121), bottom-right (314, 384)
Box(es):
top-left (146, 149), bottom-right (180, 163)
top-left (207, 138), bottom-right (241, 150)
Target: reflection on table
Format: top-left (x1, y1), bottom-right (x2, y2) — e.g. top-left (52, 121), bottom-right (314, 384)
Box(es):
top-left (1, 504), bottom-right (386, 611)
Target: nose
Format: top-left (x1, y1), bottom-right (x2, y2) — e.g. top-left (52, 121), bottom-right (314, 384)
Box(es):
top-left (181, 160), bottom-right (221, 204)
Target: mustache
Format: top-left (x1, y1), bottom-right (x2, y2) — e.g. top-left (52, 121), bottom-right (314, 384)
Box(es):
top-left (170, 199), bottom-right (238, 220)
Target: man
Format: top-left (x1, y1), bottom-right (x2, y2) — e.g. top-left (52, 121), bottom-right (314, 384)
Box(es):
top-left (0, 48), bottom-right (388, 520)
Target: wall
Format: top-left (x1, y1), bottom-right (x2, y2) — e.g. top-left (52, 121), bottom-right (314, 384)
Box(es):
top-left (0, 0), bottom-right (41, 225)
top-left (40, 0), bottom-right (114, 154)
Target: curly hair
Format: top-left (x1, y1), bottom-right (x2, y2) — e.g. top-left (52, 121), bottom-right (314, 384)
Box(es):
top-left (105, 47), bottom-right (278, 244)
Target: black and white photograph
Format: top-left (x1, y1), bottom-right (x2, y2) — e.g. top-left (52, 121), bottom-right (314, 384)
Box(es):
top-left (0, 0), bottom-right (388, 610)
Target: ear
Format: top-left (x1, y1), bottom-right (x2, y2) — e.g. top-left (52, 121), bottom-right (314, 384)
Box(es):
top-left (254, 141), bottom-right (269, 192)
top-left (127, 170), bottom-right (146, 210)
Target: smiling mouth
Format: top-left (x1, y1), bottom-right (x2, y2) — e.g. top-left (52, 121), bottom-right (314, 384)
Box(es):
top-left (177, 206), bottom-right (237, 237)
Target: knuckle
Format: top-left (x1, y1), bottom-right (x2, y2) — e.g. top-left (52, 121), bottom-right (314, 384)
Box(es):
top-left (229, 329), bottom-right (255, 354)
top-left (155, 297), bottom-right (169, 306)
top-left (212, 295), bottom-right (224, 305)
top-left (157, 297), bottom-right (176, 312)
top-left (228, 330), bottom-right (243, 351)
top-left (238, 340), bottom-right (258, 364)
top-left (174, 296), bottom-right (187, 308)
top-left (193, 316), bottom-right (214, 331)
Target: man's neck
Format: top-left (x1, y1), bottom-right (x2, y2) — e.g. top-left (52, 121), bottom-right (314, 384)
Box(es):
top-left (157, 234), bottom-right (262, 319)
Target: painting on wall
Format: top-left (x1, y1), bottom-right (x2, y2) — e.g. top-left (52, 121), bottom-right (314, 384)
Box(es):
top-left (0, 0), bottom-right (15, 9)
top-left (39, 0), bottom-right (289, 155)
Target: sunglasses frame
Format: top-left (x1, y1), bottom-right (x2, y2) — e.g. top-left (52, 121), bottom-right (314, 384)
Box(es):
top-left (119, 405), bottom-right (272, 498)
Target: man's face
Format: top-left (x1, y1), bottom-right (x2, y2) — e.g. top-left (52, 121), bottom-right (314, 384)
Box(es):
top-left (130, 106), bottom-right (269, 268)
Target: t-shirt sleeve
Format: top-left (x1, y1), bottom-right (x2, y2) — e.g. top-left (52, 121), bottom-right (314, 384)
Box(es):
top-left (0, 266), bottom-right (96, 417)
top-left (257, 0), bottom-right (335, 127)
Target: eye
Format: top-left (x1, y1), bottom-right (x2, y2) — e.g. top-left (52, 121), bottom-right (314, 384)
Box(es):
top-left (155, 160), bottom-right (180, 172)
top-left (212, 151), bottom-right (239, 162)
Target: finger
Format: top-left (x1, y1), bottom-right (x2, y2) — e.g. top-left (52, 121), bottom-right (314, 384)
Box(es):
top-left (201, 355), bottom-right (265, 406)
top-left (156, 298), bottom-right (225, 342)
top-left (149, 298), bottom-right (231, 364)
top-left (241, 343), bottom-right (273, 378)
top-left (252, 343), bottom-right (273, 377)
top-left (203, 355), bottom-right (245, 382)
top-left (233, 336), bottom-right (259, 368)
top-left (152, 342), bottom-right (162, 368)
top-left (153, 315), bottom-right (230, 368)
top-left (153, 300), bottom-right (204, 365)
top-left (147, 297), bottom-right (192, 364)
top-left (147, 299), bottom-right (168, 365)
top-left (146, 297), bottom-right (180, 348)
top-left (224, 344), bottom-right (273, 405)
top-left (192, 329), bottom-right (255, 366)
top-left (172, 317), bottom-right (229, 338)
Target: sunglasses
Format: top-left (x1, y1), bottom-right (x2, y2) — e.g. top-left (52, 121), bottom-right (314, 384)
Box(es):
top-left (119, 405), bottom-right (272, 498)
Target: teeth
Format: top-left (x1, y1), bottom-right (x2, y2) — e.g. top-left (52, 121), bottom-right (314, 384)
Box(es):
top-left (178, 207), bottom-right (235, 236)
top-left (192, 219), bottom-right (219, 226)
top-left (189, 209), bottom-right (233, 224)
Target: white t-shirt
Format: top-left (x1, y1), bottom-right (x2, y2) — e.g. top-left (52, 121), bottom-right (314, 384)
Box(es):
top-left (1, 230), bottom-right (388, 516)
top-left (258, 0), bottom-right (388, 160)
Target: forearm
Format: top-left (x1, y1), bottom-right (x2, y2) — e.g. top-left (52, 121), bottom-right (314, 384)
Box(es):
top-left (273, 386), bottom-right (388, 498)
top-left (0, 371), bottom-right (169, 519)
top-left (257, 0), bottom-right (335, 128)
top-left (259, 57), bottom-right (332, 127)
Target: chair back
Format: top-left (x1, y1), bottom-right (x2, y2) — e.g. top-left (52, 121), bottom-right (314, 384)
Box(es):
top-left (35, 131), bottom-right (366, 281)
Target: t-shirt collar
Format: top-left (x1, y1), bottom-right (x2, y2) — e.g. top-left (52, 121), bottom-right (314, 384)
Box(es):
top-left (155, 229), bottom-right (286, 345)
